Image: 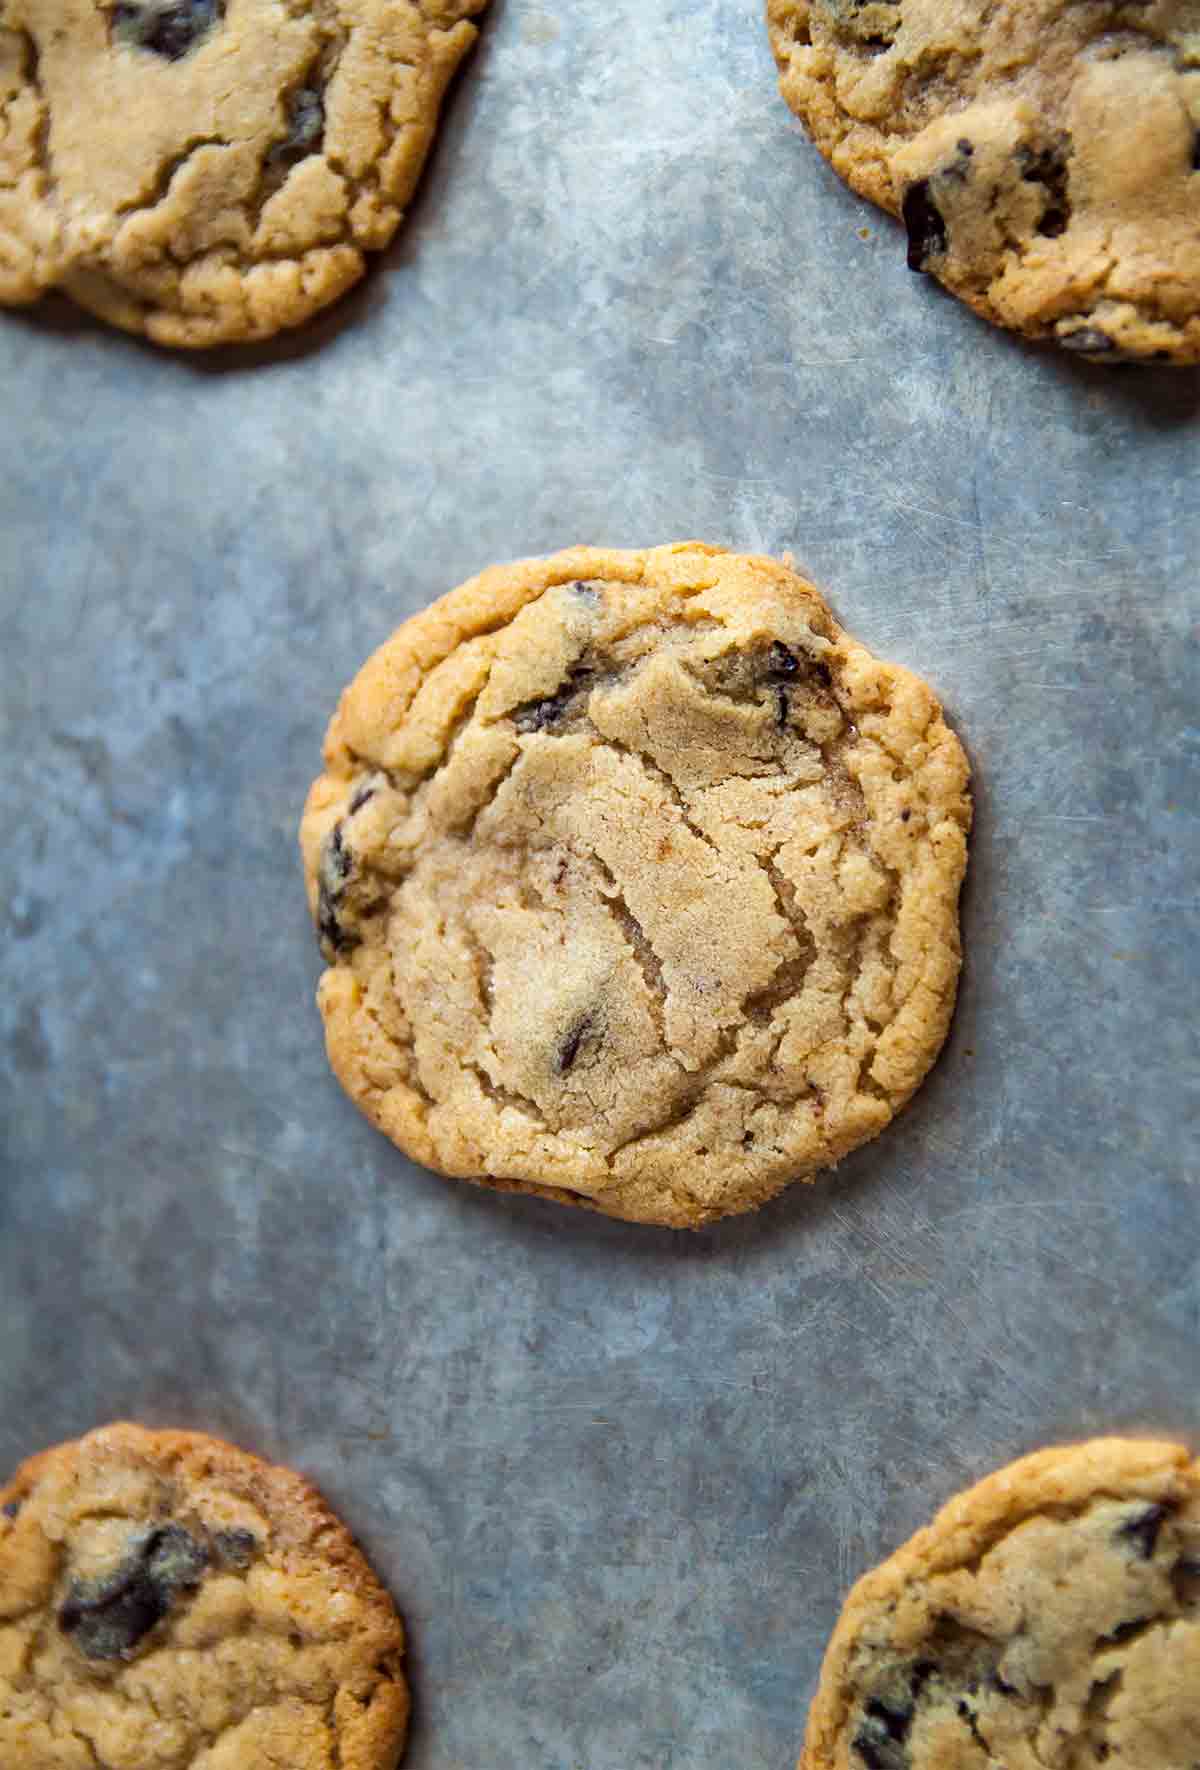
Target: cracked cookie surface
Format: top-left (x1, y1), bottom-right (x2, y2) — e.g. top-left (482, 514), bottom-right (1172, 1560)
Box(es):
top-left (799, 1437), bottom-right (1200, 1770)
top-left (300, 543), bottom-right (971, 1228)
top-left (0, 0), bottom-right (489, 346)
top-left (0, 1422), bottom-right (409, 1770)
top-left (767, 0), bottom-right (1200, 362)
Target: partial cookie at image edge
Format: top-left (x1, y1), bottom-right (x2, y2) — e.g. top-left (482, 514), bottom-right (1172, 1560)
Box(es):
top-left (800, 1435), bottom-right (1200, 1770)
top-left (766, 0), bottom-right (1200, 364)
top-left (0, 1421), bottom-right (410, 1770)
top-left (0, 0), bottom-right (491, 347)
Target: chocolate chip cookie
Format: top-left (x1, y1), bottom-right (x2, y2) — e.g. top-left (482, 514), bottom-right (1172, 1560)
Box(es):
top-left (0, 0), bottom-right (489, 347)
top-left (0, 1421), bottom-right (409, 1769)
top-left (300, 543), bottom-right (971, 1228)
top-left (767, 1), bottom-right (1200, 362)
top-left (800, 1437), bottom-right (1200, 1770)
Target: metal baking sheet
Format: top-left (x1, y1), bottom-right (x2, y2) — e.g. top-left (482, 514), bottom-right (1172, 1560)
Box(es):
top-left (2, 2), bottom-right (1197, 1765)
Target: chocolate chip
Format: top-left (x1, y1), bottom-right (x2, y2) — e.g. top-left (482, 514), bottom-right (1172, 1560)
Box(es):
top-left (570, 580), bottom-right (601, 604)
top-left (59, 1565), bottom-right (165, 1661)
top-left (111, 0), bottom-right (224, 59)
top-left (145, 1524), bottom-right (208, 1593)
top-left (555, 1013), bottom-right (593, 1075)
top-left (1, 1499), bottom-right (19, 1520)
top-left (1017, 140), bottom-right (1071, 239)
top-left (513, 670), bottom-right (592, 734)
top-left (852, 1716), bottom-right (907, 1770)
top-left (317, 822), bottom-right (359, 957)
top-left (902, 180), bottom-right (946, 271)
top-left (1117, 1502), bottom-right (1171, 1559)
top-left (59, 1525), bottom-right (208, 1661)
top-left (956, 1698), bottom-right (988, 1753)
top-left (1059, 326), bottom-right (1117, 357)
top-left (212, 1527), bottom-right (259, 1570)
top-left (852, 1663), bottom-right (932, 1770)
top-left (1098, 1614), bottom-right (1150, 1645)
top-left (864, 1696), bottom-right (913, 1741)
top-left (318, 887), bottom-right (357, 957)
top-left (349, 780), bottom-right (378, 816)
top-left (323, 823), bottom-right (353, 891)
top-left (769, 642), bottom-right (799, 677)
top-left (268, 86), bottom-right (324, 170)
top-left (775, 687), bottom-right (790, 728)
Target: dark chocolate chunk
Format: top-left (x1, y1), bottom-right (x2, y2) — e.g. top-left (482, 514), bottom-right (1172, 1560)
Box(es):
top-left (59, 1524), bottom-right (208, 1661)
top-left (555, 1013), bottom-right (593, 1075)
top-left (1017, 140), bottom-right (1071, 239)
top-left (317, 885), bottom-right (358, 957)
top-left (514, 688), bottom-right (576, 732)
top-left (323, 822), bottom-right (353, 891)
top-left (775, 686), bottom-right (790, 729)
top-left (111, 0), bottom-right (224, 60)
top-left (1117, 1502), bottom-right (1170, 1559)
top-left (1059, 326), bottom-right (1117, 357)
top-left (902, 180), bottom-right (947, 271)
top-left (316, 821), bottom-right (359, 956)
top-left (212, 1527), bottom-right (259, 1570)
top-left (1, 1498), bottom-right (19, 1519)
top-left (349, 779), bottom-right (378, 815)
top-left (852, 1664), bottom-right (932, 1770)
top-left (769, 642), bottom-right (799, 677)
top-left (268, 86), bottom-right (325, 169)
top-left (1193, 130), bottom-right (1200, 172)
top-left (852, 1716), bottom-right (906, 1770)
top-left (956, 1698), bottom-right (988, 1753)
top-left (145, 1524), bottom-right (208, 1594)
top-left (864, 1695), bottom-right (913, 1741)
top-left (570, 580), bottom-right (601, 604)
top-left (513, 669), bottom-right (592, 734)
top-left (1098, 1614), bottom-right (1150, 1645)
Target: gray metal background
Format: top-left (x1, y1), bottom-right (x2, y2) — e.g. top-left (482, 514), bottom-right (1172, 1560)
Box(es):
top-left (1, 2), bottom-right (1197, 1765)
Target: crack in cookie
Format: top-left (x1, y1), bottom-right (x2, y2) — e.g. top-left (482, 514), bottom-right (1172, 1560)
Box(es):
top-left (300, 544), bottom-right (971, 1227)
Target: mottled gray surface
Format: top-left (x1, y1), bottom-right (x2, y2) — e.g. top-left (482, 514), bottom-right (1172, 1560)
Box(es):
top-left (1, 2), bottom-right (1198, 1765)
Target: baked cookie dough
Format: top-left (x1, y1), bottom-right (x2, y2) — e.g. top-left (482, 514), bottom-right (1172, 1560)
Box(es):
top-left (0, 0), bottom-right (489, 347)
top-left (0, 1421), bottom-right (409, 1769)
top-left (800, 1437), bottom-right (1200, 1770)
top-left (300, 543), bottom-right (971, 1228)
top-left (767, 1), bottom-right (1200, 362)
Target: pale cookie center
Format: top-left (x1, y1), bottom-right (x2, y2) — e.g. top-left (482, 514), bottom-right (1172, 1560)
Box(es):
top-left (318, 584), bottom-right (906, 1154)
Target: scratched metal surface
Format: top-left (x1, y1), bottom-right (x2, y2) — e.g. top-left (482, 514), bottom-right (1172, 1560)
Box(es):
top-left (1, 2), bottom-right (1198, 1765)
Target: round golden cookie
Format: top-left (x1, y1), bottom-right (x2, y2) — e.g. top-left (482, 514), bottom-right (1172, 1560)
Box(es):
top-left (300, 543), bottom-right (971, 1228)
top-left (767, 1), bottom-right (1200, 363)
top-left (0, 0), bottom-right (488, 347)
top-left (0, 1422), bottom-right (409, 1770)
top-left (800, 1437), bottom-right (1200, 1770)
